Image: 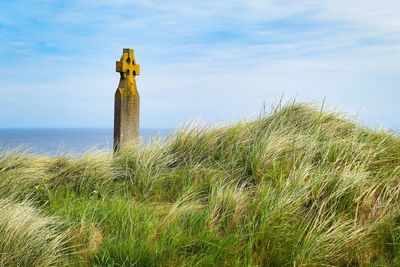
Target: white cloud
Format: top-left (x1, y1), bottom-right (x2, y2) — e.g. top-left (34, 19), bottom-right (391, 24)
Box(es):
top-left (0, 0), bottom-right (399, 128)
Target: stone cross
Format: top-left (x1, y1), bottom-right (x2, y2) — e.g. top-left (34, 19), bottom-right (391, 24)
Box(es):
top-left (114, 48), bottom-right (141, 151)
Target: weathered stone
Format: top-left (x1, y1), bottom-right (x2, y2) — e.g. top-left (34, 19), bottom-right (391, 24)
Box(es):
top-left (114, 48), bottom-right (140, 151)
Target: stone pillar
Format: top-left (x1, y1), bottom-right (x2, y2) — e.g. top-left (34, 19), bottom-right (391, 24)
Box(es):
top-left (114, 48), bottom-right (140, 151)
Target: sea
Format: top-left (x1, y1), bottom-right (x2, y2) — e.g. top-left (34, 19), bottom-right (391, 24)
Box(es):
top-left (0, 129), bottom-right (172, 156)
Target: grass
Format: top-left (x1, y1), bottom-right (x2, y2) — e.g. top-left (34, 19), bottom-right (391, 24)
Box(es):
top-left (1, 103), bottom-right (400, 266)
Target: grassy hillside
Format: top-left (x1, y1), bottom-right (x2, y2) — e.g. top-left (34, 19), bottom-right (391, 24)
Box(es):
top-left (1, 104), bottom-right (400, 266)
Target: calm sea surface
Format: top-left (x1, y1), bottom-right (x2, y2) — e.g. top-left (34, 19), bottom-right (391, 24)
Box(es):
top-left (0, 129), bottom-right (172, 156)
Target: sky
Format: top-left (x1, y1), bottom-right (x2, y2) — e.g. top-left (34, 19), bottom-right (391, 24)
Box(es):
top-left (0, 0), bottom-right (399, 129)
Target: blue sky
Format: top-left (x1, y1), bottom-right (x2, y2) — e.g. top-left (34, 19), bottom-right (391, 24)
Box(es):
top-left (0, 0), bottom-right (399, 129)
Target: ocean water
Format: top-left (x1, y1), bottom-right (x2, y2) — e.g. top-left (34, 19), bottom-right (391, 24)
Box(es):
top-left (0, 129), bottom-right (172, 156)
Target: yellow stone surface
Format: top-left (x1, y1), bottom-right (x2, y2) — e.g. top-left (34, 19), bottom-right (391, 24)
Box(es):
top-left (114, 48), bottom-right (140, 151)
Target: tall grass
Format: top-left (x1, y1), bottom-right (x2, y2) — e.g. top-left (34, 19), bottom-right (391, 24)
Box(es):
top-left (1, 103), bottom-right (400, 266)
top-left (0, 198), bottom-right (70, 266)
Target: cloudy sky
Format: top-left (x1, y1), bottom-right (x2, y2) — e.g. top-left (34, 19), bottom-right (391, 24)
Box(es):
top-left (0, 0), bottom-right (399, 129)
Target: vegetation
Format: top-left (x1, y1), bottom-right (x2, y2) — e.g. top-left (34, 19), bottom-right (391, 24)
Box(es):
top-left (1, 103), bottom-right (400, 266)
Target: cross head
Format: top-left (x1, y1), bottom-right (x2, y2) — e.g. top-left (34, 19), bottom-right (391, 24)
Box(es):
top-left (116, 48), bottom-right (140, 79)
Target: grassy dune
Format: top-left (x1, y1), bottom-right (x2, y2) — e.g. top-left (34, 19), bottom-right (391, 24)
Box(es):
top-left (1, 103), bottom-right (400, 266)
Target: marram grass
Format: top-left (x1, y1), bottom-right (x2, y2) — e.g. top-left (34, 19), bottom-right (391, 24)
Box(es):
top-left (1, 103), bottom-right (400, 266)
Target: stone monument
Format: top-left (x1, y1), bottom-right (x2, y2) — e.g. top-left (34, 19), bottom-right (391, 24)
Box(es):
top-left (114, 48), bottom-right (140, 151)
